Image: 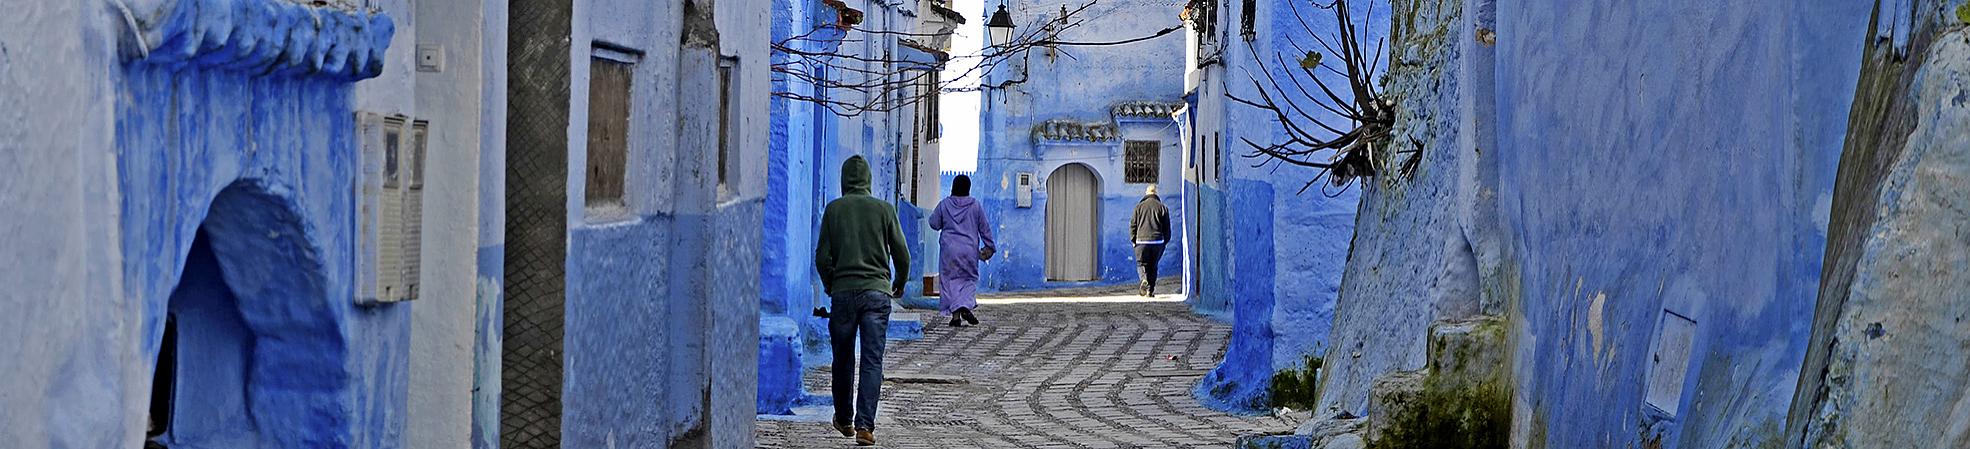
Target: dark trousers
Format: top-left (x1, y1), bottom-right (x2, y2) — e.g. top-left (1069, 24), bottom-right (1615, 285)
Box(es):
top-left (829, 289), bottom-right (892, 430)
top-left (1135, 243), bottom-right (1166, 294)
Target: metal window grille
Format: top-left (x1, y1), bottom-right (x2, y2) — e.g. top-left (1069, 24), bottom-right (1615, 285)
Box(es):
top-left (1125, 140), bottom-right (1160, 184)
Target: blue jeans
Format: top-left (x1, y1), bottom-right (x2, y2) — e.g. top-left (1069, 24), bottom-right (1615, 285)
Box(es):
top-left (829, 289), bottom-right (892, 430)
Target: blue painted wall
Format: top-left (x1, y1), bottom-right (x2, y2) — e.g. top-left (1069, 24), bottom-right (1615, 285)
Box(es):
top-left (1314, 0), bottom-right (1878, 446)
top-left (760, 0), bottom-right (834, 416)
top-left (1489, 2), bottom-right (1870, 447)
top-left (758, 0), bottom-right (942, 415)
top-left (557, 0), bottom-right (768, 446)
top-left (105, 2), bottom-right (407, 448)
top-left (1313, 0), bottom-right (1482, 419)
top-left (1187, 0), bottom-right (1375, 413)
top-left (468, 0), bottom-right (509, 446)
top-left (973, 0), bottom-right (1191, 292)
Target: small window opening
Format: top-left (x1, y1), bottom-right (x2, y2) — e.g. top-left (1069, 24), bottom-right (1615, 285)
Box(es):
top-left (1191, 0), bottom-right (1220, 58)
top-left (1240, 0), bottom-right (1256, 39)
top-left (1125, 140), bottom-right (1160, 184)
top-left (717, 56), bottom-right (739, 198)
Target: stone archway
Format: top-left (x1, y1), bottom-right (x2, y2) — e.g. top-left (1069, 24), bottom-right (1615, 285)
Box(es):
top-left (149, 180), bottom-right (349, 448)
top-left (1045, 163), bottom-right (1101, 281)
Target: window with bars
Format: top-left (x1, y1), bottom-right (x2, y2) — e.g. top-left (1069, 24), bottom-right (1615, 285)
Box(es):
top-left (1125, 141), bottom-right (1160, 184)
top-left (1191, 0), bottom-right (1220, 60)
top-left (1240, 0), bottom-right (1256, 39)
top-left (586, 52), bottom-right (634, 210)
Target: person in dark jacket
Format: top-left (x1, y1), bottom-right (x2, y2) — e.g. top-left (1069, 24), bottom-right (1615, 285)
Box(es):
top-left (1129, 185), bottom-right (1172, 296)
top-left (815, 155), bottom-right (910, 446)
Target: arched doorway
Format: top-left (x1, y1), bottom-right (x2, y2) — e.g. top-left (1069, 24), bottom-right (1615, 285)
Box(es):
top-left (1045, 164), bottom-right (1100, 281)
top-left (147, 181), bottom-right (347, 448)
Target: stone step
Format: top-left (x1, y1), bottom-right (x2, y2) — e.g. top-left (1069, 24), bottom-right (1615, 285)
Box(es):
top-left (1427, 316), bottom-right (1509, 389)
top-left (1353, 315), bottom-right (1512, 445)
top-left (887, 311), bottom-right (924, 341)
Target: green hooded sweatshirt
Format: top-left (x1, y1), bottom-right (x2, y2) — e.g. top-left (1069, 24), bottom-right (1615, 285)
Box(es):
top-left (816, 156), bottom-right (911, 296)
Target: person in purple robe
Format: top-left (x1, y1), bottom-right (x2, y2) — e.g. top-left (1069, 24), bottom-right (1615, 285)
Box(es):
top-left (928, 175), bottom-right (995, 327)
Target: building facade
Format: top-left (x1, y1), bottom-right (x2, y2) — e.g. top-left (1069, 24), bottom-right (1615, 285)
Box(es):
top-left (1177, 0), bottom-right (1373, 412)
top-left (972, 0), bottom-right (1189, 293)
top-left (758, 0), bottom-right (962, 416)
top-left (499, 0), bottom-right (770, 447)
top-left (0, 0), bottom-right (503, 446)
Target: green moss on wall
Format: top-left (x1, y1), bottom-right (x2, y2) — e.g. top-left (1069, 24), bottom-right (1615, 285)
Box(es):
top-left (1365, 380), bottom-right (1511, 449)
top-left (1957, 2), bottom-right (1970, 25)
top-left (1270, 356), bottom-right (1325, 410)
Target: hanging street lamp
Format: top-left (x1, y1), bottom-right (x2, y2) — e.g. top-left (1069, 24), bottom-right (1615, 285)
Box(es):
top-left (986, 2), bottom-right (1015, 47)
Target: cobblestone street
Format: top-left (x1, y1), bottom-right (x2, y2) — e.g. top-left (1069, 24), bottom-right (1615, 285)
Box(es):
top-left (756, 287), bottom-right (1294, 448)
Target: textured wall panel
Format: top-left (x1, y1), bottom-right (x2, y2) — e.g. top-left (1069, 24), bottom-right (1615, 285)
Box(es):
top-left (501, 0), bottom-right (572, 445)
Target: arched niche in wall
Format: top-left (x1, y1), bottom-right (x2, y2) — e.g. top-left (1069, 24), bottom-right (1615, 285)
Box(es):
top-left (1045, 163), bottom-right (1102, 281)
top-left (149, 180), bottom-right (348, 448)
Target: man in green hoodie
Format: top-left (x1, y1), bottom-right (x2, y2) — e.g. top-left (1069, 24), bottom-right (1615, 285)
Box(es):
top-left (815, 155), bottom-right (910, 446)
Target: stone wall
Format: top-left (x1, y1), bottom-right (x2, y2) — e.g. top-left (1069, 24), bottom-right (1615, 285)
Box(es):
top-left (1792, 2), bottom-right (1970, 447)
top-left (1312, 0), bottom-right (1890, 447)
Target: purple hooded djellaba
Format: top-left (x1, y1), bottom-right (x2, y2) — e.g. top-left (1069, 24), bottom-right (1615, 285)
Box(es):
top-left (928, 195), bottom-right (995, 315)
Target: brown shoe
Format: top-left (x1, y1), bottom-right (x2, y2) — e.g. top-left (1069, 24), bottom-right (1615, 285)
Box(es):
top-left (832, 422), bottom-right (854, 437)
top-left (855, 429), bottom-right (876, 446)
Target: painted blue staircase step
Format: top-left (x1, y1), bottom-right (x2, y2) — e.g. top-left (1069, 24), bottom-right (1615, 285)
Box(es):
top-left (887, 312), bottom-right (925, 341)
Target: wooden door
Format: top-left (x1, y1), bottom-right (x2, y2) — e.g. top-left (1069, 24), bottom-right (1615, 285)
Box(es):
top-left (1045, 164), bottom-right (1100, 281)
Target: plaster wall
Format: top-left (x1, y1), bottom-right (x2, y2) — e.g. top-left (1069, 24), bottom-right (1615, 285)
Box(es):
top-left (1482, 1), bottom-right (1872, 446)
top-left (973, 0), bottom-right (1190, 292)
top-left (1793, 3), bottom-right (1970, 446)
top-left (1187, 0), bottom-right (1374, 413)
top-left (469, 1), bottom-right (510, 448)
top-left (0, 0), bottom-right (499, 447)
top-left (0, 0), bottom-right (124, 446)
top-left (1312, 0), bottom-right (1478, 419)
top-left (558, 0), bottom-right (766, 446)
top-left (119, 3), bottom-right (405, 446)
top-left (401, 0), bottom-right (507, 447)
top-left (760, 0), bottom-right (828, 415)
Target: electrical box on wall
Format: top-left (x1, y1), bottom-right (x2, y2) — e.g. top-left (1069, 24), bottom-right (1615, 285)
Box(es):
top-left (1645, 310), bottom-right (1697, 417)
top-left (355, 112), bottom-right (427, 305)
top-left (1016, 172), bottom-right (1034, 208)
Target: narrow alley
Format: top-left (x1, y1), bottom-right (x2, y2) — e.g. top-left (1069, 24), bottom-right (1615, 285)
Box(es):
top-left (757, 284), bottom-right (1296, 448)
top-left (5, 0), bottom-right (1970, 447)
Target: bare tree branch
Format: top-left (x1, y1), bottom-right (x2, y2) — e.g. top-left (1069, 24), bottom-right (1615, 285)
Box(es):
top-left (771, 1), bottom-right (1178, 117)
top-left (1233, 0), bottom-right (1392, 190)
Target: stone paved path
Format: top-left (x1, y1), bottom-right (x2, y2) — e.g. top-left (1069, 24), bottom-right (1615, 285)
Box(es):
top-left (756, 287), bottom-right (1293, 448)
